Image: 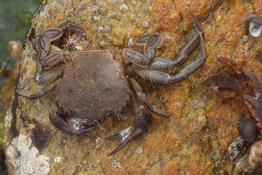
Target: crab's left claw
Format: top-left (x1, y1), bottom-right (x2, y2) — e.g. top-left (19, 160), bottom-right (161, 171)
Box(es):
top-left (104, 106), bottom-right (150, 156)
top-left (105, 126), bottom-right (145, 156)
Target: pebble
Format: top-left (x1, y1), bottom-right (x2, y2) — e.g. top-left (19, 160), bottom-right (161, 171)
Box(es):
top-left (243, 35), bottom-right (249, 42)
top-left (131, 0), bottom-right (137, 5)
top-left (128, 38), bottom-right (134, 47)
top-left (96, 1), bottom-right (106, 8)
top-left (54, 157), bottom-right (63, 163)
top-left (95, 137), bottom-right (103, 144)
top-left (164, 35), bottom-right (172, 43)
top-left (98, 25), bottom-right (111, 33)
top-left (99, 40), bottom-right (106, 48)
top-left (142, 21), bottom-right (150, 28)
top-left (120, 4), bottom-right (129, 12)
top-left (108, 12), bottom-right (118, 18)
top-left (136, 147), bottom-right (143, 154)
top-left (93, 15), bottom-right (101, 22)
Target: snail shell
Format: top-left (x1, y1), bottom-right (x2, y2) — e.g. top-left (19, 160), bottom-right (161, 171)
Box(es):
top-left (249, 140), bottom-right (262, 169)
top-left (246, 15), bottom-right (262, 38)
top-left (239, 118), bottom-right (258, 143)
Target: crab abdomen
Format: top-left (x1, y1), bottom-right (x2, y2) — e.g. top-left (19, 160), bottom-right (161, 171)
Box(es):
top-left (55, 51), bottom-right (130, 121)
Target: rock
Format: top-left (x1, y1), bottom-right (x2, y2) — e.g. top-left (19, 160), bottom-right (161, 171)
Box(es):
top-left (5, 0), bottom-right (262, 174)
top-left (6, 134), bottom-right (50, 175)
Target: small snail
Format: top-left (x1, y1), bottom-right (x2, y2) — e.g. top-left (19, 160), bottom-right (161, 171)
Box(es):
top-left (246, 15), bottom-right (262, 37)
top-left (249, 140), bottom-right (262, 169)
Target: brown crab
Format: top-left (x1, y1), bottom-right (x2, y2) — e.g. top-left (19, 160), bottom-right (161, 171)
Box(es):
top-left (17, 14), bottom-right (205, 155)
top-left (204, 57), bottom-right (262, 143)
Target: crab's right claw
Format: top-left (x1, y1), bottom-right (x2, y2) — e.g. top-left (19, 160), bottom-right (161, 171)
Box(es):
top-left (49, 112), bottom-right (97, 135)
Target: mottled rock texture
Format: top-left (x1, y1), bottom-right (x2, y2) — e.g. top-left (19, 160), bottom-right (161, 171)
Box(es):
top-left (5, 0), bottom-right (262, 175)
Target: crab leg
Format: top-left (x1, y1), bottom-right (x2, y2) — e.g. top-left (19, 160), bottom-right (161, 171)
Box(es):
top-left (16, 82), bottom-right (57, 99)
top-left (105, 105), bottom-right (150, 156)
top-left (36, 21), bottom-right (85, 56)
top-left (17, 68), bottom-right (63, 98)
top-left (241, 70), bottom-right (262, 128)
top-left (133, 34), bottom-right (160, 46)
top-left (37, 28), bottom-right (63, 58)
top-left (35, 67), bottom-right (63, 84)
top-left (135, 19), bottom-right (205, 84)
top-left (244, 95), bottom-right (261, 120)
top-left (40, 51), bottom-right (64, 71)
top-left (135, 44), bottom-right (205, 84)
top-left (122, 34), bottom-right (162, 67)
top-left (35, 28), bottom-right (64, 83)
top-left (35, 21), bottom-right (85, 81)
top-left (123, 48), bottom-right (155, 66)
top-left (149, 34), bottom-right (200, 70)
top-left (133, 13), bottom-right (205, 84)
top-left (243, 70), bottom-right (262, 95)
top-left (58, 20), bottom-right (86, 37)
top-left (203, 72), bottom-right (242, 92)
top-left (131, 79), bottom-right (169, 117)
top-left (105, 78), bottom-right (169, 155)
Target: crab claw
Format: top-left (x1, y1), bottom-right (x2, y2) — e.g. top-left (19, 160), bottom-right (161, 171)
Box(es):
top-left (49, 111), bottom-right (97, 135)
top-left (104, 125), bottom-right (145, 156)
top-left (105, 106), bottom-right (150, 156)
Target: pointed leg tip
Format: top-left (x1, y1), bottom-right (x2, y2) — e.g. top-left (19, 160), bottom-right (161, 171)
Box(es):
top-left (105, 124), bottom-right (146, 155)
top-left (107, 150), bottom-right (116, 156)
top-left (103, 134), bottom-right (119, 141)
top-left (163, 112), bottom-right (170, 117)
top-left (107, 140), bottom-right (129, 156)
top-left (189, 11), bottom-right (202, 33)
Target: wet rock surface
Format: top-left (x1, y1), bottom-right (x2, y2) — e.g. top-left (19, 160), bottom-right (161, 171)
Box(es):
top-left (5, 0), bottom-right (262, 174)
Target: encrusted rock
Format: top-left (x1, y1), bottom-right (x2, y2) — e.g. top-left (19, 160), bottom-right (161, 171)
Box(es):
top-left (5, 0), bottom-right (262, 174)
top-left (6, 134), bottom-right (50, 175)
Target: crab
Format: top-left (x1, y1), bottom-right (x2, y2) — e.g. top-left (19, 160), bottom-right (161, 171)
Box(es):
top-left (17, 14), bottom-right (205, 155)
top-left (204, 57), bottom-right (262, 143)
